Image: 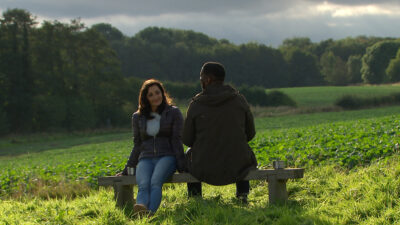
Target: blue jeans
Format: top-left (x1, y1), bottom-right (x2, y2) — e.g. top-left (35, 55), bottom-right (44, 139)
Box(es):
top-left (136, 156), bottom-right (176, 213)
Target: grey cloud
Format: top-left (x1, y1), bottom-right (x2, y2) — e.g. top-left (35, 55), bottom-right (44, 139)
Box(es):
top-left (1, 0), bottom-right (302, 18)
top-left (103, 9), bottom-right (399, 47)
top-left (2, 0), bottom-right (399, 19)
top-left (221, 15), bottom-right (399, 46)
top-left (1, 0), bottom-right (399, 47)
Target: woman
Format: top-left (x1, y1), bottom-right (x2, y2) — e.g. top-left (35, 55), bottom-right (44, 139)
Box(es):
top-left (118, 79), bottom-right (186, 215)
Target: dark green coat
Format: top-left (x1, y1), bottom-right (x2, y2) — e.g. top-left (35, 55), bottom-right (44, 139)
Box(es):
top-left (182, 83), bottom-right (257, 185)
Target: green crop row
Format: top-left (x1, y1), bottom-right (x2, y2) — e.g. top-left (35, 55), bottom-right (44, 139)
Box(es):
top-left (251, 115), bottom-right (400, 168)
top-left (0, 141), bottom-right (130, 197)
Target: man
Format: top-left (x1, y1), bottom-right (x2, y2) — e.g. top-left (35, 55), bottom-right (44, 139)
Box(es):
top-left (182, 61), bottom-right (257, 203)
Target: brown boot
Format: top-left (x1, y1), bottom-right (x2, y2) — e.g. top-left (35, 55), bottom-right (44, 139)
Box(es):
top-left (134, 204), bottom-right (149, 217)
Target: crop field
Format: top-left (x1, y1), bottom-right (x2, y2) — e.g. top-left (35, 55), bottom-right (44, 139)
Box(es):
top-left (1, 104), bottom-right (400, 224)
top-left (1, 106), bottom-right (399, 196)
top-left (275, 84), bottom-right (400, 107)
top-left (252, 113), bottom-right (400, 168)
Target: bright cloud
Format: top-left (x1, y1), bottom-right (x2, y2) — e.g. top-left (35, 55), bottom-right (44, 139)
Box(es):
top-left (315, 1), bottom-right (400, 17)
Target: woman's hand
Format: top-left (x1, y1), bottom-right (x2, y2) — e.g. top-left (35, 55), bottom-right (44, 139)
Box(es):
top-left (116, 172), bottom-right (123, 176)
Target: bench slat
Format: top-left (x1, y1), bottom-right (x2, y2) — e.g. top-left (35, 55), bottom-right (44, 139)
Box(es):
top-left (245, 168), bottom-right (304, 180)
top-left (98, 168), bottom-right (304, 186)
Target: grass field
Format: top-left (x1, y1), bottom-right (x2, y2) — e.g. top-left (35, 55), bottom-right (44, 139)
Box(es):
top-left (274, 84), bottom-right (400, 107)
top-left (0, 129), bottom-right (130, 157)
top-left (254, 105), bottom-right (400, 130)
top-left (1, 104), bottom-right (399, 224)
top-left (1, 84), bottom-right (400, 224)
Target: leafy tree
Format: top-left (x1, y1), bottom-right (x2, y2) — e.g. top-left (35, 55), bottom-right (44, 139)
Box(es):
top-left (65, 97), bottom-right (96, 130)
top-left (386, 48), bottom-right (400, 82)
top-left (32, 95), bottom-right (67, 130)
top-left (91, 23), bottom-right (124, 42)
top-left (164, 81), bottom-right (200, 100)
top-left (0, 106), bottom-right (8, 135)
top-left (0, 27), bottom-right (7, 133)
top-left (311, 38), bottom-right (334, 58)
top-left (0, 64), bottom-right (8, 134)
top-left (326, 37), bottom-right (371, 61)
top-left (0, 9), bottom-right (37, 132)
top-left (136, 27), bottom-right (218, 48)
top-left (320, 51), bottom-right (349, 85)
top-left (73, 26), bottom-right (125, 127)
top-left (282, 48), bottom-right (323, 87)
top-left (216, 42), bottom-right (288, 88)
top-left (347, 55), bottom-right (363, 84)
top-left (281, 37), bottom-right (313, 50)
top-left (361, 40), bottom-right (400, 84)
top-left (31, 19), bottom-right (88, 130)
top-left (30, 19), bottom-right (125, 130)
top-left (31, 20), bottom-right (70, 96)
top-left (91, 23), bottom-right (127, 72)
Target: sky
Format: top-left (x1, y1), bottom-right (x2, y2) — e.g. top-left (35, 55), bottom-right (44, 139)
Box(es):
top-left (1, 0), bottom-right (400, 47)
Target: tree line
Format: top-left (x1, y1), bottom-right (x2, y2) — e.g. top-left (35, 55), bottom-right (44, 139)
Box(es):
top-left (0, 9), bottom-right (132, 134)
top-left (0, 9), bottom-right (292, 135)
top-left (1, 8), bottom-right (400, 135)
top-left (92, 24), bottom-right (400, 87)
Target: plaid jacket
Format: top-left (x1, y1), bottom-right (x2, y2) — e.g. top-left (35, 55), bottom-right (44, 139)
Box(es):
top-left (123, 105), bottom-right (186, 174)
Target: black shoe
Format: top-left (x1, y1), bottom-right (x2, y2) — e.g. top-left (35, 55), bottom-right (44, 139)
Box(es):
top-left (236, 195), bottom-right (248, 204)
top-left (187, 192), bottom-right (202, 199)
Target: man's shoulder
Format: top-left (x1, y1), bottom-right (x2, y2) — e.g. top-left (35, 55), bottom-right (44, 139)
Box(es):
top-left (188, 93), bottom-right (203, 107)
top-left (191, 93), bottom-right (202, 102)
top-left (235, 91), bottom-right (250, 107)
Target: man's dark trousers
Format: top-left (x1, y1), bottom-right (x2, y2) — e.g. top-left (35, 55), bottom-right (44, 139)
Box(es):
top-left (187, 181), bottom-right (250, 197)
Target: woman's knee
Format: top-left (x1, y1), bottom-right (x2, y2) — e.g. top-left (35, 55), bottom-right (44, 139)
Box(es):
top-left (137, 174), bottom-right (152, 189)
top-left (150, 182), bottom-right (163, 190)
top-left (137, 180), bottom-right (151, 190)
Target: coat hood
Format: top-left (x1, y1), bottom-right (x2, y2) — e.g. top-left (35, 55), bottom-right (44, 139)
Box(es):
top-left (193, 84), bottom-right (238, 106)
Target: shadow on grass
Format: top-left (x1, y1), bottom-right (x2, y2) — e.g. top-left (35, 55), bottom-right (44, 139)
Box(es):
top-left (0, 131), bottom-right (129, 157)
top-left (150, 197), bottom-right (332, 225)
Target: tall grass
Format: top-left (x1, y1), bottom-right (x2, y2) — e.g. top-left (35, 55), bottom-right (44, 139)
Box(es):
top-left (1, 155), bottom-right (399, 224)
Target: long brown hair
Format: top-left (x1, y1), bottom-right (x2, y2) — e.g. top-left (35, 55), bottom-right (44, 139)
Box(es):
top-left (138, 79), bottom-right (173, 118)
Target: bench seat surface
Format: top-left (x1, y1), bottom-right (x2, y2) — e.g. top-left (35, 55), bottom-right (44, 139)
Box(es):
top-left (98, 168), bottom-right (304, 186)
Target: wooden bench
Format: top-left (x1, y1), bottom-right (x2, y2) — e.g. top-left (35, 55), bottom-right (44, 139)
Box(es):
top-left (98, 167), bottom-right (304, 208)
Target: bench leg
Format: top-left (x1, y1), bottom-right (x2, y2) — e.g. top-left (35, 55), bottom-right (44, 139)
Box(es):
top-left (267, 175), bottom-right (288, 204)
top-left (113, 184), bottom-right (134, 208)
